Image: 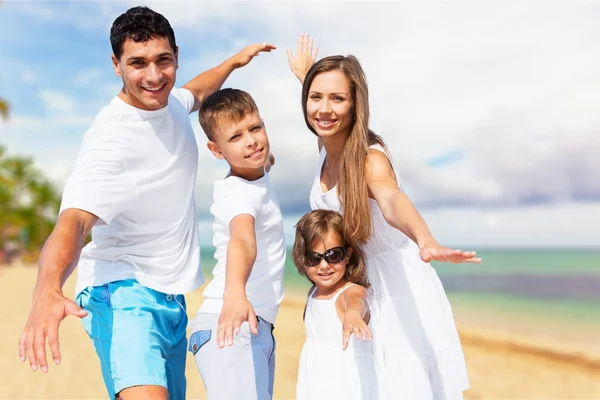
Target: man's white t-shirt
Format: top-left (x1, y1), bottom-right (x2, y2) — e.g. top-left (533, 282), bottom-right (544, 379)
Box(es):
top-left (60, 88), bottom-right (204, 295)
top-left (198, 173), bottom-right (286, 324)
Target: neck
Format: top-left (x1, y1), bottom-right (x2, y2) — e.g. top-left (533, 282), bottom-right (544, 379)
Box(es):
top-left (229, 166), bottom-right (265, 181)
top-left (321, 135), bottom-right (347, 167)
top-left (315, 278), bottom-right (349, 298)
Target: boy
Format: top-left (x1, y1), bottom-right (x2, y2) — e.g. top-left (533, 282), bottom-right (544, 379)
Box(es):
top-left (189, 88), bottom-right (285, 400)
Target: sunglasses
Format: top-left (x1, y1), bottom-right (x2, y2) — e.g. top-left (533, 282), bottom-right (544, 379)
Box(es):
top-left (306, 247), bottom-right (348, 267)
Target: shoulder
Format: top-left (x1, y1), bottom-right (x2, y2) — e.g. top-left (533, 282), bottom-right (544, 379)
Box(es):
top-left (169, 87), bottom-right (195, 113)
top-left (366, 148), bottom-right (394, 180)
top-left (345, 284), bottom-right (367, 298)
top-left (215, 176), bottom-right (265, 199)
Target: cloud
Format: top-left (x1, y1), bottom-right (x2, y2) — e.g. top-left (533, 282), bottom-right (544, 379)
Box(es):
top-left (38, 90), bottom-right (78, 114)
top-left (2, 0), bottom-right (600, 230)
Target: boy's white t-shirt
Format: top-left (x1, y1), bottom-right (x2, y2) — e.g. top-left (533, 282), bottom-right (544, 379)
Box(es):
top-left (59, 88), bottom-right (204, 295)
top-left (198, 173), bottom-right (286, 324)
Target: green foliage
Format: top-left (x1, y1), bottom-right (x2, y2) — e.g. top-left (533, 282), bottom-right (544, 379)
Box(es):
top-left (0, 145), bottom-right (61, 252)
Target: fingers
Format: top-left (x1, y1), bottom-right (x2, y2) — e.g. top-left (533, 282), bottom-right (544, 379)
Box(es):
top-left (364, 325), bottom-right (373, 341)
top-left (18, 331), bottom-right (26, 363)
top-left (33, 330), bottom-right (48, 373)
top-left (248, 309), bottom-right (258, 335)
top-left (47, 322), bottom-right (61, 367)
top-left (342, 328), bottom-right (350, 350)
top-left (313, 44), bottom-right (320, 60)
top-left (65, 300), bottom-right (88, 319)
top-left (286, 47), bottom-right (293, 64)
top-left (216, 317), bottom-right (228, 348)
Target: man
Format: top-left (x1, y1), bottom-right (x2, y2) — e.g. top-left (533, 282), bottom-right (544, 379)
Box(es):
top-left (18, 6), bottom-right (274, 400)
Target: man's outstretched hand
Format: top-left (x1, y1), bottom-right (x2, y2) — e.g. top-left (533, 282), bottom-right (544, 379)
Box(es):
top-left (19, 287), bottom-right (87, 373)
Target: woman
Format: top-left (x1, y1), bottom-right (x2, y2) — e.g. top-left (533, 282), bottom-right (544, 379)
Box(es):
top-left (287, 34), bottom-right (480, 399)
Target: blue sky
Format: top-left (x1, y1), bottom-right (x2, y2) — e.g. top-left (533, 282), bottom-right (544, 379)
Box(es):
top-left (1, 1), bottom-right (599, 248)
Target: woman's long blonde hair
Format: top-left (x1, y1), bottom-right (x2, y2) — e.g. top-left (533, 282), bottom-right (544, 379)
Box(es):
top-left (302, 55), bottom-right (387, 244)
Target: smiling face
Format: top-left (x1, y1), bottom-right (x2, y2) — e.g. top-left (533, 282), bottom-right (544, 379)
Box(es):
top-left (305, 230), bottom-right (353, 297)
top-left (112, 36), bottom-right (178, 111)
top-left (207, 111), bottom-right (270, 180)
top-left (306, 70), bottom-right (354, 140)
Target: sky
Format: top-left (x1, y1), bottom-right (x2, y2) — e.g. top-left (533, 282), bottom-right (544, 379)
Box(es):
top-left (1, 0), bottom-right (599, 248)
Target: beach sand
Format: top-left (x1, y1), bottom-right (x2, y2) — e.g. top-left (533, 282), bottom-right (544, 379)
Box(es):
top-left (1, 264), bottom-right (599, 399)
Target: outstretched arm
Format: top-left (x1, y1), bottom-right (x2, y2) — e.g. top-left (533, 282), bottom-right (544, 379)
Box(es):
top-left (217, 214), bottom-right (258, 348)
top-left (183, 42), bottom-right (276, 112)
top-left (367, 149), bottom-right (481, 264)
top-left (340, 285), bottom-right (372, 350)
top-left (287, 33), bottom-right (319, 84)
top-left (19, 208), bottom-right (97, 372)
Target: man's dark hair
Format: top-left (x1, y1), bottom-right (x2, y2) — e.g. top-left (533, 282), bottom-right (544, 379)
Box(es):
top-left (110, 6), bottom-right (177, 60)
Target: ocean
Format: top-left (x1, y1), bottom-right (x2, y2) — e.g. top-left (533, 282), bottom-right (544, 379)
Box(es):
top-left (200, 248), bottom-right (600, 323)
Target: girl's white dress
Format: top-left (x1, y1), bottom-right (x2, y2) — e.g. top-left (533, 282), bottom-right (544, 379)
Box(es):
top-left (296, 283), bottom-right (378, 400)
top-left (309, 145), bottom-right (469, 400)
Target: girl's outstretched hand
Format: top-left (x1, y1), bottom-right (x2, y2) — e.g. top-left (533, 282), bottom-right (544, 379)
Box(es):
top-left (287, 33), bottom-right (319, 84)
top-left (342, 310), bottom-right (372, 350)
top-left (419, 242), bottom-right (481, 264)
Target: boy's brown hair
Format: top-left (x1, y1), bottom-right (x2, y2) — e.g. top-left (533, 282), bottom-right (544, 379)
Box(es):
top-left (198, 88), bottom-right (259, 140)
top-left (292, 210), bottom-right (370, 288)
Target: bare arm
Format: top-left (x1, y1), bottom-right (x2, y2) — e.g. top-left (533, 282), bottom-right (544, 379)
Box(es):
top-left (19, 208), bottom-right (98, 372)
top-left (183, 43), bottom-right (276, 112)
top-left (339, 285), bottom-right (372, 350)
top-left (367, 149), bottom-right (481, 263)
top-left (217, 214), bottom-right (258, 348)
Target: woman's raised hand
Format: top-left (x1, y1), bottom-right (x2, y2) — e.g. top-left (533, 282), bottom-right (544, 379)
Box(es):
top-left (287, 33), bottom-right (319, 84)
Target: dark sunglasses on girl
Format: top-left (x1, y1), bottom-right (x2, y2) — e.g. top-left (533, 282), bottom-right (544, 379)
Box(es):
top-left (306, 247), bottom-right (348, 267)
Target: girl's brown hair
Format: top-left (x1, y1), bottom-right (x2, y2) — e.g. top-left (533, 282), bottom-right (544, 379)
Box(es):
top-left (302, 55), bottom-right (387, 244)
top-left (292, 210), bottom-right (369, 288)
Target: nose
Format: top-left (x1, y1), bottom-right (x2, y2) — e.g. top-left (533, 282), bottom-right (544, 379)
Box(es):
top-left (146, 62), bottom-right (163, 84)
top-left (318, 99), bottom-right (331, 114)
top-left (318, 257), bottom-right (329, 269)
top-left (245, 133), bottom-right (258, 148)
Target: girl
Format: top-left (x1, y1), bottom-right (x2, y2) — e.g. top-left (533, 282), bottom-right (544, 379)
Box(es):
top-left (292, 209), bottom-right (378, 400)
top-left (288, 35), bottom-right (481, 399)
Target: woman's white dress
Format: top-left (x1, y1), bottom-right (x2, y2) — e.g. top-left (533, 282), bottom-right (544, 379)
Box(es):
top-left (308, 145), bottom-right (469, 400)
top-left (296, 283), bottom-right (378, 400)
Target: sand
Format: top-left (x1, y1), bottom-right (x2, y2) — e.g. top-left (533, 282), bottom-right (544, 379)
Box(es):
top-left (1, 264), bottom-right (599, 399)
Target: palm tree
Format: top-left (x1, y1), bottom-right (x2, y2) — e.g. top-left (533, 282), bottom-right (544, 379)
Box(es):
top-left (0, 98), bottom-right (8, 120)
top-left (0, 146), bottom-right (60, 261)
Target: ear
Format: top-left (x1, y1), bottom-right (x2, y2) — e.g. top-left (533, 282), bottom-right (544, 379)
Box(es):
top-left (346, 247), bottom-right (353, 259)
top-left (174, 46), bottom-right (179, 69)
top-left (112, 54), bottom-right (122, 77)
top-left (207, 141), bottom-right (224, 159)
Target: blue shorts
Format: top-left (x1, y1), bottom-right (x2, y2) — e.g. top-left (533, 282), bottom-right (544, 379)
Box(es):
top-left (76, 279), bottom-right (187, 400)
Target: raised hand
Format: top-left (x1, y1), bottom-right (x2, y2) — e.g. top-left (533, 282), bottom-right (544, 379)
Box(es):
top-left (419, 242), bottom-right (481, 264)
top-left (19, 288), bottom-right (87, 373)
top-left (287, 33), bottom-right (319, 84)
top-left (231, 42), bottom-right (276, 69)
top-left (342, 309), bottom-right (372, 350)
top-left (216, 293), bottom-right (258, 348)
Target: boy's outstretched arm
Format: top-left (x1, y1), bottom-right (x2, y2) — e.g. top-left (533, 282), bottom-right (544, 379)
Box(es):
top-left (19, 209), bottom-right (96, 372)
top-left (341, 285), bottom-right (371, 350)
top-left (217, 214), bottom-right (258, 348)
top-left (366, 149), bottom-right (482, 264)
top-left (183, 42), bottom-right (276, 112)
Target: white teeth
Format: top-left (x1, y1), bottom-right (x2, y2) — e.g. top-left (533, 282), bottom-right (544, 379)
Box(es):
top-left (144, 86), bottom-right (163, 92)
top-left (319, 120), bottom-right (335, 125)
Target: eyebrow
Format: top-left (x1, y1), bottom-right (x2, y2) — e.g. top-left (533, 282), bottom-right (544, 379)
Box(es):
top-left (126, 52), bottom-right (173, 62)
top-left (309, 91), bottom-right (348, 96)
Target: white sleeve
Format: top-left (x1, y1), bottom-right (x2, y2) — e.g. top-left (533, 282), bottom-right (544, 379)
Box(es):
top-left (59, 133), bottom-right (138, 225)
top-left (170, 87), bottom-right (195, 114)
top-left (212, 182), bottom-right (262, 227)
